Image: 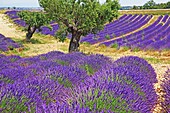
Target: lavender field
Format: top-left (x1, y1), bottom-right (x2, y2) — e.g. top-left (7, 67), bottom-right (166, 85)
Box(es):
top-left (4, 10), bottom-right (170, 51)
top-left (0, 9), bottom-right (170, 113)
top-left (0, 51), bottom-right (159, 112)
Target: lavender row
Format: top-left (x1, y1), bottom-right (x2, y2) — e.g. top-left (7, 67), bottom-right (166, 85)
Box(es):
top-left (0, 51), bottom-right (158, 112)
top-left (5, 10), bottom-right (20, 19)
top-left (102, 15), bottom-right (170, 50)
top-left (160, 69), bottom-right (170, 112)
top-left (6, 10), bottom-right (155, 47)
top-left (80, 14), bottom-right (152, 44)
top-left (5, 10), bottom-right (58, 35)
top-left (100, 15), bottom-right (164, 46)
top-left (0, 34), bottom-right (22, 51)
top-left (5, 10), bottom-right (170, 50)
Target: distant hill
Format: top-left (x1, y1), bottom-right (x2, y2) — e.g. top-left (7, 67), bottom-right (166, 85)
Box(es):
top-left (120, 6), bottom-right (133, 10)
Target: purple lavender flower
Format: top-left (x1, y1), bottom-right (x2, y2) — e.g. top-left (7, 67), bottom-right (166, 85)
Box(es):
top-left (0, 51), bottom-right (158, 113)
top-left (161, 69), bottom-right (170, 112)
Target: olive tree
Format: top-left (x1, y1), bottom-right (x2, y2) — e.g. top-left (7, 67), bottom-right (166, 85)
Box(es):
top-left (143, 0), bottom-right (156, 9)
top-left (18, 11), bottom-right (51, 42)
top-left (39, 0), bottom-right (120, 52)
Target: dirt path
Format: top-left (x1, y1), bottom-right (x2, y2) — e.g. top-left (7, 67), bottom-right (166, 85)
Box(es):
top-left (0, 13), bottom-right (69, 54)
top-left (0, 13), bottom-right (170, 113)
top-left (0, 14), bottom-right (25, 39)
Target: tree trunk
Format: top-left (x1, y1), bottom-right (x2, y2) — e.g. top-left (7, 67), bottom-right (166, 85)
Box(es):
top-left (69, 31), bottom-right (81, 53)
top-left (26, 25), bottom-right (37, 42)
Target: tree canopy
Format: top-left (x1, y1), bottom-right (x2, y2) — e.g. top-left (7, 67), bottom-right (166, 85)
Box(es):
top-left (18, 11), bottom-right (51, 42)
top-left (132, 0), bottom-right (170, 9)
top-left (143, 0), bottom-right (156, 9)
top-left (39, 0), bottom-right (120, 52)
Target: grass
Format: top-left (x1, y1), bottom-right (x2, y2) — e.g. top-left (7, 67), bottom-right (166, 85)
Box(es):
top-left (131, 47), bottom-right (141, 52)
top-left (111, 43), bottom-right (119, 49)
top-left (0, 10), bottom-right (6, 14)
top-left (144, 57), bottom-right (170, 64)
top-left (144, 57), bottom-right (162, 64)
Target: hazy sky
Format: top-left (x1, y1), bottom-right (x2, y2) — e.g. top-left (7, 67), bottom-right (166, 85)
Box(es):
top-left (0, 0), bottom-right (169, 7)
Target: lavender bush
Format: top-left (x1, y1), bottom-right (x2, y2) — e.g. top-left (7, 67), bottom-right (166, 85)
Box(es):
top-left (0, 33), bottom-right (22, 52)
top-left (161, 69), bottom-right (170, 112)
top-left (0, 51), bottom-right (159, 113)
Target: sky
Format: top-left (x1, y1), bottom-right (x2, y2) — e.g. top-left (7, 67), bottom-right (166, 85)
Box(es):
top-left (0, 0), bottom-right (169, 7)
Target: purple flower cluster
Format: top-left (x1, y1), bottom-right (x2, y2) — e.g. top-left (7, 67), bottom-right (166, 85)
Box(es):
top-left (40, 24), bottom-right (59, 36)
top-left (5, 10), bottom-right (27, 27)
top-left (0, 34), bottom-right (23, 51)
top-left (113, 56), bottom-right (157, 83)
top-left (101, 15), bottom-right (170, 50)
top-left (5, 10), bottom-right (19, 19)
top-left (70, 56), bottom-right (158, 113)
top-left (161, 69), bottom-right (170, 112)
top-left (0, 51), bottom-right (158, 112)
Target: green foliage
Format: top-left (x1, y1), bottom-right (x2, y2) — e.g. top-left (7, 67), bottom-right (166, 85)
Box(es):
top-left (81, 64), bottom-right (94, 75)
top-left (144, 57), bottom-right (162, 64)
top-left (21, 38), bottom-right (43, 44)
top-left (82, 42), bottom-right (91, 45)
top-left (131, 0), bottom-right (170, 9)
top-left (105, 34), bottom-right (111, 40)
top-left (122, 46), bottom-right (130, 51)
top-left (57, 77), bottom-right (73, 88)
top-left (132, 5), bottom-right (139, 10)
top-left (55, 29), bottom-right (68, 42)
top-left (7, 45), bottom-right (14, 50)
top-left (111, 42), bottom-right (119, 49)
top-left (39, 0), bottom-right (120, 38)
top-left (50, 76), bottom-right (73, 88)
top-left (18, 11), bottom-right (51, 29)
top-left (0, 76), bottom-right (14, 84)
top-left (0, 95), bottom-right (35, 113)
top-left (10, 57), bottom-right (19, 62)
top-left (132, 47), bottom-right (140, 52)
top-left (18, 11), bottom-right (52, 41)
top-left (143, 0), bottom-right (156, 9)
top-left (142, 0), bottom-right (170, 9)
top-left (79, 89), bottom-right (133, 113)
top-left (56, 60), bottom-right (69, 66)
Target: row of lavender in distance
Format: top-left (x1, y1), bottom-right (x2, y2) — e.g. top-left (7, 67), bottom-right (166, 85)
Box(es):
top-left (5, 10), bottom-right (59, 35)
top-left (101, 15), bottom-right (170, 50)
top-left (0, 34), bottom-right (22, 51)
top-left (0, 51), bottom-right (158, 112)
top-left (81, 14), bottom-right (152, 44)
top-left (5, 10), bottom-right (153, 46)
top-left (5, 10), bottom-right (170, 50)
top-left (4, 10), bottom-right (27, 27)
